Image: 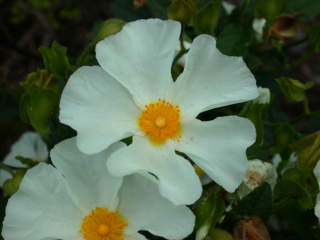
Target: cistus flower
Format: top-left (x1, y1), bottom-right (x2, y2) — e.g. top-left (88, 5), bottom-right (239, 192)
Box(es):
top-left (0, 132), bottom-right (48, 185)
top-left (2, 138), bottom-right (194, 240)
top-left (60, 19), bottom-right (258, 205)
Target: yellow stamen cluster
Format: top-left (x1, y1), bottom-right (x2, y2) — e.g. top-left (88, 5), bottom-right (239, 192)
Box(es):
top-left (81, 207), bottom-right (127, 240)
top-left (138, 99), bottom-right (181, 145)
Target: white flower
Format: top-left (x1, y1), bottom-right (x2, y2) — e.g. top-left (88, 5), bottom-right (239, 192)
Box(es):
top-left (314, 160), bottom-right (320, 220)
top-left (252, 18), bottom-right (266, 42)
top-left (0, 132), bottom-right (48, 185)
top-left (254, 87), bottom-right (270, 104)
top-left (2, 137), bottom-right (194, 240)
top-left (60, 19), bottom-right (258, 205)
top-left (238, 159), bottom-right (277, 198)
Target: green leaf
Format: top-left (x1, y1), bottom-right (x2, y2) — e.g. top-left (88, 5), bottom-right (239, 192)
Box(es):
top-left (19, 87), bottom-right (59, 134)
top-left (231, 183), bottom-right (272, 219)
top-left (286, 0), bottom-right (320, 18)
top-left (276, 77), bottom-right (313, 103)
top-left (292, 132), bottom-right (320, 168)
top-left (273, 167), bottom-right (319, 210)
top-left (217, 23), bottom-right (251, 56)
top-left (15, 156), bottom-right (38, 168)
top-left (39, 41), bottom-right (73, 80)
top-left (194, 186), bottom-right (225, 230)
top-left (194, 0), bottom-right (221, 35)
top-left (309, 23), bottom-right (320, 52)
top-left (3, 169), bottom-right (26, 196)
top-left (254, 0), bottom-right (286, 22)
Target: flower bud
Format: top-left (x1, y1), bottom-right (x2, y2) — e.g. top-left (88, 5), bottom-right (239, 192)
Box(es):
top-left (133, 0), bottom-right (148, 8)
top-left (168, 0), bottom-right (197, 25)
top-left (233, 217), bottom-right (271, 240)
top-left (269, 14), bottom-right (300, 39)
top-left (238, 160), bottom-right (277, 199)
top-left (209, 228), bottom-right (234, 240)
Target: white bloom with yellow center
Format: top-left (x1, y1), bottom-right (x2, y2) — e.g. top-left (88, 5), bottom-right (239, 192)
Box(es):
top-left (2, 138), bottom-right (194, 240)
top-left (0, 132), bottom-right (48, 185)
top-left (60, 19), bottom-right (258, 205)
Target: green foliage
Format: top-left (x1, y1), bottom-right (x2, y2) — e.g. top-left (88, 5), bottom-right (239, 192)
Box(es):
top-left (286, 0), bottom-right (320, 18)
top-left (292, 132), bottom-right (320, 168)
top-left (168, 0), bottom-right (197, 25)
top-left (231, 183), bottom-right (272, 220)
top-left (19, 87), bottom-right (59, 134)
top-left (3, 170), bottom-right (26, 196)
top-left (193, 186), bottom-right (225, 231)
top-left (254, 0), bottom-right (286, 22)
top-left (39, 42), bottom-right (73, 80)
top-left (273, 167), bottom-right (319, 210)
top-left (193, 0), bottom-right (221, 35)
top-left (94, 18), bottom-right (126, 42)
top-left (208, 228), bottom-right (233, 240)
top-left (217, 23), bottom-right (252, 56)
top-left (276, 77), bottom-right (313, 103)
top-left (309, 23), bottom-right (320, 52)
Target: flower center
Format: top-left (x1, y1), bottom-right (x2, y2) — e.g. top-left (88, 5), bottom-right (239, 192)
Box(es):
top-left (138, 99), bottom-right (181, 145)
top-left (81, 207), bottom-right (127, 240)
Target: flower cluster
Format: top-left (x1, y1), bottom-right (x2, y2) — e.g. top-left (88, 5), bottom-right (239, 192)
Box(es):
top-left (2, 19), bottom-right (260, 240)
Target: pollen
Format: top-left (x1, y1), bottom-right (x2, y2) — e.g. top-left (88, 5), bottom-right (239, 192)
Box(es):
top-left (81, 207), bottom-right (127, 240)
top-left (138, 99), bottom-right (181, 145)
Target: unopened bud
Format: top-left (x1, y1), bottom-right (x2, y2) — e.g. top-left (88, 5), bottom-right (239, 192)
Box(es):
top-left (269, 14), bottom-right (300, 39)
top-left (133, 0), bottom-right (148, 8)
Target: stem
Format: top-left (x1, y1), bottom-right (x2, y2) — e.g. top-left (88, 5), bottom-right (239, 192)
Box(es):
top-left (0, 163), bottom-right (15, 176)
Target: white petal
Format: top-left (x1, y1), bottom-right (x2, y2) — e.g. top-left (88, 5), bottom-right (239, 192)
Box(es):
top-left (107, 136), bottom-right (202, 205)
top-left (119, 174), bottom-right (195, 239)
top-left (96, 19), bottom-right (180, 107)
top-left (3, 132), bottom-right (48, 167)
top-left (315, 194), bottom-right (320, 220)
top-left (59, 66), bottom-right (140, 154)
top-left (173, 35), bottom-right (258, 120)
top-left (50, 137), bottom-right (124, 211)
top-left (2, 163), bottom-right (82, 240)
top-left (176, 116), bottom-right (256, 192)
top-left (0, 171), bottom-right (11, 186)
top-left (314, 160), bottom-right (320, 184)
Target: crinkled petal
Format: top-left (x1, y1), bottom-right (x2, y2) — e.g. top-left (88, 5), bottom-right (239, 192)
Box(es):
top-left (3, 132), bottom-right (48, 168)
top-left (173, 35), bottom-right (258, 120)
top-left (119, 174), bottom-right (195, 239)
top-left (2, 163), bottom-right (82, 240)
top-left (96, 19), bottom-right (180, 107)
top-left (59, 66), bottom-right (140, 154)
top-left (176, 116), bottom-right (256, 192)
top-left (107, 136), bottom-right (202, 205)
top-left (51, 137), bottom-right (124, 211)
